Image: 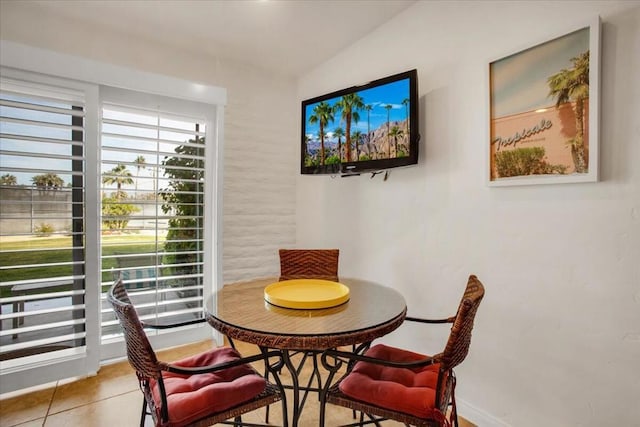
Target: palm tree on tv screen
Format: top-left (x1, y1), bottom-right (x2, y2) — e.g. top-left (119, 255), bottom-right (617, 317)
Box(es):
top-left (547, 50), bottom-right (589, 173)
top-left (402, 98), bottom-right (410, 144)
top-left (389, 126), bottom-right (404, 158)
top-left (303, 134), bottom-right (311, 165)
top-left (351, 130), bottom-right (363, 160)
top-left (336, 93), bottom-right (364, 162)
top-left (365, 104), bottom-right (373, 159)
top-left (308, 101), bottom-right (335, 166)
top-left (333, 127), bottom-right (345, 162)
top-left (384, 104), bottom-right (393, 158)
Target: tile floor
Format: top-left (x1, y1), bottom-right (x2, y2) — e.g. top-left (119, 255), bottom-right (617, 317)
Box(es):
top-left (0, 340), bottom-right (475, 427)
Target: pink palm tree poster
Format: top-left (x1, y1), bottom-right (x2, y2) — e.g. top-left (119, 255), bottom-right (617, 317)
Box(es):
top-left (488, 18), bottom-right (600, 186)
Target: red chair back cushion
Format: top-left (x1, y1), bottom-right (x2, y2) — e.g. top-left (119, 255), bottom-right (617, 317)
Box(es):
top-left (339, 344), bottom-right (441, 419)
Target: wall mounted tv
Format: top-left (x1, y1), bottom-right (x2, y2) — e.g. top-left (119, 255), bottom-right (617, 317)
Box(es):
top-left (301, 69), bottom-right (419, 175)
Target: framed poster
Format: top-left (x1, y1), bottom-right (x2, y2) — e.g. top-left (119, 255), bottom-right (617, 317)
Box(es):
top-left (488, 17), bottom-right (600, 186)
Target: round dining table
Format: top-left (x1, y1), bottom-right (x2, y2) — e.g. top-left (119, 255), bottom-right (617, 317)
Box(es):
top-left (205, 277), bottom-right (407, 350)
top-left (204, 277), bottom-right (407, 426)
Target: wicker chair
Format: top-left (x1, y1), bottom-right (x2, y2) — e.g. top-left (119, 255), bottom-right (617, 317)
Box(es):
top-left (319, 275), bottom-right (485, 427)
top-left (107, 280), bottom-right (288, 427)
top-left (263, 249), bottom-right (340, 422)
top-left (278, 249), bottom-right (339, 282)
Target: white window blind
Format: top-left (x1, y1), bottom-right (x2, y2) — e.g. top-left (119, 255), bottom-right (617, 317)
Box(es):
top-left (100, 99), bottom-right (208, 341)
top-left (0, 78), bottom-right (88, 362)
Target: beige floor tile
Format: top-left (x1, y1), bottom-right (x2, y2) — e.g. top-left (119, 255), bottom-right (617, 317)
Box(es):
top-left (93, 359), bottom-right (136, 379)
top-left (0, 386), bottom-right (54, 427)
top-left (44, 391), bottom-right (142, 427)
top-left (48, 361), bottom-right (139, 415)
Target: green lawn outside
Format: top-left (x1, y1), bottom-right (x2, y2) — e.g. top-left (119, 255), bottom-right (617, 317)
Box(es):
top-left (0, 234), bottom-right (165, 296)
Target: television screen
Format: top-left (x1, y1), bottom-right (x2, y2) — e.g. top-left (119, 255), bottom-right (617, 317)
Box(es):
top-left (301, 69), bottom-right (419, 175)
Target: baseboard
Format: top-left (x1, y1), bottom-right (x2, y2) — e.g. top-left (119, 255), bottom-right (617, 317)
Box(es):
top-left (458, 398), bottom-right (511, 427)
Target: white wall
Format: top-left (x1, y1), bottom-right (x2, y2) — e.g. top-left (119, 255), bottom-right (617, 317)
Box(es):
top-left (297, 1), bottom-right (640, 426)
top-left (0, 3), bottom-right (298, 284)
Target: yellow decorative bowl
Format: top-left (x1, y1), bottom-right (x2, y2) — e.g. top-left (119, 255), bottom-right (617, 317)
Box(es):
top-left (264, 279), bottom-right (350, 309)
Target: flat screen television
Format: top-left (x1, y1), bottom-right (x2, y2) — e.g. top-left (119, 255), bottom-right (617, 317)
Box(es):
top-left (301, 69), bottom-right (419, 175)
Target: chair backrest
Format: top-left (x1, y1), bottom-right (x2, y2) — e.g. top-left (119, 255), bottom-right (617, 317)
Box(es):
top-left (107, 280), bottom-right (161, 379)
top-left (440, 275), bottom-right (485, 370)
top-left (279, 249), bottom-right (339, 282)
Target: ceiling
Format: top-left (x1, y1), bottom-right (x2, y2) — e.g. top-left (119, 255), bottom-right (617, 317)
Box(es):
top-left (15, 0), bottom-right (416, 78)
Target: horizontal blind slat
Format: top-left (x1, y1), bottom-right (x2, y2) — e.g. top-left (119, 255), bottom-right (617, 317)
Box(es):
top-left (0, 166), bottom-right (84, 176)
top-left (102, 117), bottom-right (205, 136)
top-left (0, 149), bottom-right (84, 162)
top-left (0, 332), bottom-right (87, 354)
top-left (0, 116), bottom-right (84, 132)
top-left (0, 318), bottom-right (85, 338)
top-left (1, 80), bottom-right (85, 104)
top-left (0, 99), bottom-right (86, 117)
top-left (0, 132), bottom-right (85, 147)
top-left (0, 260), bottom-right (84, 270)
top-left (1, 303), bottom-right (86, 320)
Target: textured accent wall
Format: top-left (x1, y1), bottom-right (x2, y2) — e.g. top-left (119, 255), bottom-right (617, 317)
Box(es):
top-left (222, 74), bottom-right (297, 282)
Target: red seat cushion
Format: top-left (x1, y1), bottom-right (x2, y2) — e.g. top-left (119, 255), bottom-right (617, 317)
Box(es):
top-left (339, 343), bottom-right (442, 419)
top-left (151, 346), bottom-right (266, 427)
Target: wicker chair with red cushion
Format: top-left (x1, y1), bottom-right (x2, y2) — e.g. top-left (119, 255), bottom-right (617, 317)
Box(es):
top-left (319, 275), bottom-right (485, 427)
top-left (278, 249), bottom-right (339, 282)
top-left (107, 280), bottom-right (288, 427)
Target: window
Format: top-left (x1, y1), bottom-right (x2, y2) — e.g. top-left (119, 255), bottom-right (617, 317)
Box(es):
top-left (99, 91), bottom-right (210, 346)
top-left (0, 77), bottom-right (87, 355)
top-left (0, 72), bottom-right (101, 388)
top-left (0, 55), bottom-right (223, 394)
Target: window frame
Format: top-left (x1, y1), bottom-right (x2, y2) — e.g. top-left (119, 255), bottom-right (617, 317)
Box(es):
top-left (0, 41), bottom-right (226, 394)
top-left (0, 67), bottom-right (101, 392)
top-left (98, 86), bottom-right (217, 360)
